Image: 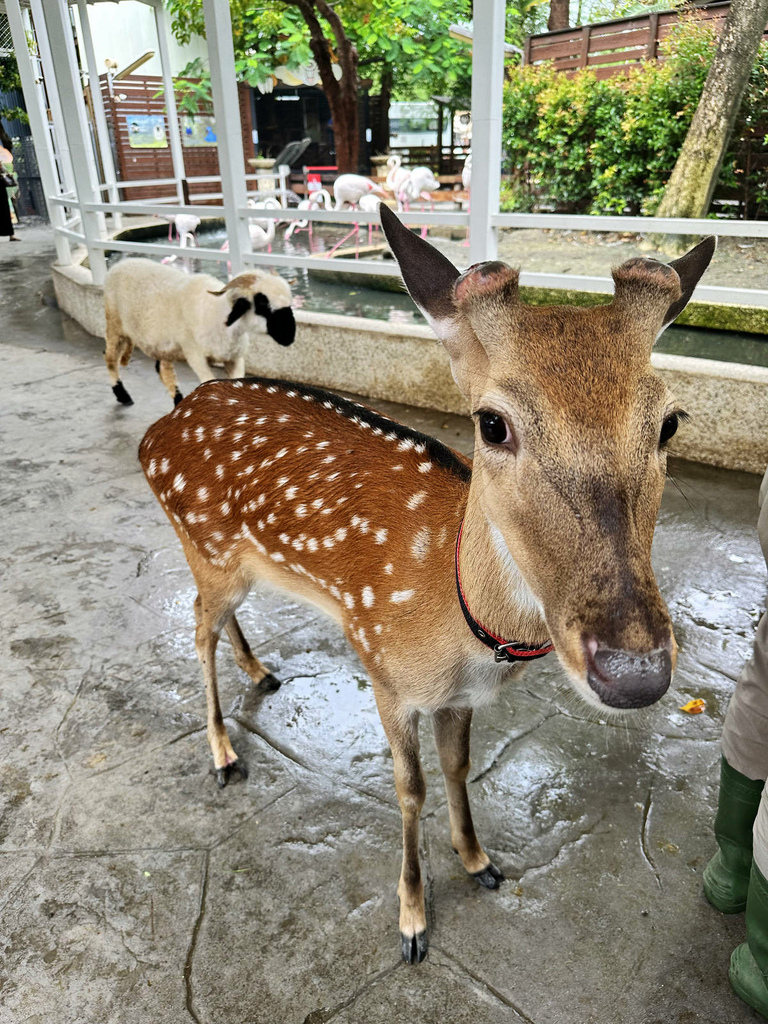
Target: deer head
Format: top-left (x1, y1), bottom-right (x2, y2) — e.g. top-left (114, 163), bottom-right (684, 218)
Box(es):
top-left (381, 205), bottom-right (714, 710)
top-left (209, 270), bottom-right (296, 346)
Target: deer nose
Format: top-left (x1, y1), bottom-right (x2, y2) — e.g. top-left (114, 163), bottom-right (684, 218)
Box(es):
top-left (583, 640), bottom-right (672, 709)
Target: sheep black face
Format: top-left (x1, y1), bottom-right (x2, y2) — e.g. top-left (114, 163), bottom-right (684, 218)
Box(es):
top-left (213, 271), bottom-right (296, 348)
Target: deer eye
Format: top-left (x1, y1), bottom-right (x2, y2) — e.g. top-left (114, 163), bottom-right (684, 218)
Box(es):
top-left (659, 413), bottom-right (679, 447)
top-left (478, 411), bottom-right (517, 450)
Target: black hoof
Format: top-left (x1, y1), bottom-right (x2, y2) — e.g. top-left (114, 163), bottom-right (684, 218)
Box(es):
top-left (401, 930), bottom-right (428, 964)
top-left (216, 760), bottom-right (248, 788)
top-left (472, 862), bottom-right (505, 889)
top-left (173, 389), bottom-right (184, 406)
top-left (258, 673), bottom-right (282, 692)
top-left (155, 360), bottom-right (161, 374)
top-left (112, 381), bottom-right (133, 406)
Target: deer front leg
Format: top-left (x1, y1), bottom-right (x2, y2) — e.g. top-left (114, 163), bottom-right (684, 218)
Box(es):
top-left (433, 707), bottom-right (504, 889)
top-left (225, 614), bottom-right (281, 692)
top-left (194, 594), bottom-right (247, 788)
top-left (378, 703), bottom-right (428, 964)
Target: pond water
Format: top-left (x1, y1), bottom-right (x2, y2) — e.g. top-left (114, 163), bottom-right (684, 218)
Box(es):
top-left (108, 223), bottom-right (768, 368)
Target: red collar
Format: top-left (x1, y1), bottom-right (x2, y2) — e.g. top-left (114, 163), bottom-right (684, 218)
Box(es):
top-left (455, 520), bottom-right (554, 663)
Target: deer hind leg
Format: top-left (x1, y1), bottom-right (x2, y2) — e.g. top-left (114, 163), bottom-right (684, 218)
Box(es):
top-left (156, 358), bottom-right (184, 406)
top-left (225, 614), bottom-right (281, 692)
top-left (193, 588), bottom-right (248, 788)
top-left (433, 707), bottom-right (504, 889)
top-left (376, 699), bottom-right (428, 964)
top-left (105, 309), bottom-right (133, 405)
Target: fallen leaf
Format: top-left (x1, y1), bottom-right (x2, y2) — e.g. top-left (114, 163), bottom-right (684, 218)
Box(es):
top-left (679, 698), bottom-right (706, 714)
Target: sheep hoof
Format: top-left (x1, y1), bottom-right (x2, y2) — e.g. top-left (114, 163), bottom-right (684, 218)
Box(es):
top-left (173, 390), bottom-right (184, 406)
top-left (112, 382), bottom-right (133, 406)
top-left (155, 360), bottom-right (160, 374)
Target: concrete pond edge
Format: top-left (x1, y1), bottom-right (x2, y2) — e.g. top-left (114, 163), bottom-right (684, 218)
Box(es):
top-left (52, 260), bottom-right (768, 476)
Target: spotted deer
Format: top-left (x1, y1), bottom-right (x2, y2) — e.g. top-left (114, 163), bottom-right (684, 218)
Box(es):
top-left (138, 206), bottom-right (714, 963)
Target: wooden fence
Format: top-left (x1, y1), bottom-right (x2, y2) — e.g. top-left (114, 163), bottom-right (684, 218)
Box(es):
top-left (523, 1), bottom-right (768, 79)
top-left (99, 74), bottom-right (254, 201)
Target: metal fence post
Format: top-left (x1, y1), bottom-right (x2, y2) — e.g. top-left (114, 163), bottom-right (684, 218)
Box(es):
top-left (40, 0), bottom-right (108, 284)
top-left (468, 0), bottom-right (505, 265)
top-left (201, 0), bottom-right (251, 274)
top-left (154, 0), bottom-right (187, 205)
top-left (5, 0), bottom-right (72, 264)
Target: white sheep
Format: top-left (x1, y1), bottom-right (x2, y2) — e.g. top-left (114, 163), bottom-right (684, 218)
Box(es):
top-left (103, 257), bottom-right (295, 407)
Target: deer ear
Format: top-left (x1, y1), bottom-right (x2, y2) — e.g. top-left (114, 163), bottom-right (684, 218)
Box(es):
top-left (380, 204), bottom-right (460, 340)
top-left (662, 235), bottom-right (716, 328)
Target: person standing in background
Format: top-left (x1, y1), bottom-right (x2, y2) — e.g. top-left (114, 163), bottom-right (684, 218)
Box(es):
top-left (0, 146), bottom-right (20, 242)
top-left (704, 468), bottom-right (768, 1016)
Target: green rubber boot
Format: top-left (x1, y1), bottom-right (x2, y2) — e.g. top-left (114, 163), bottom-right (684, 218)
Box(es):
top-left (730, 862), bottom-right (768, 1018)
top-left (703, 756), bottom-right (764, 914)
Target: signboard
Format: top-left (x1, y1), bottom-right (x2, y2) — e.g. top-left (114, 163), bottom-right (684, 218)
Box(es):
top-left (181, 115), bottom-right (218, 147)
top-left (125, 115), bottom-right (167, 149)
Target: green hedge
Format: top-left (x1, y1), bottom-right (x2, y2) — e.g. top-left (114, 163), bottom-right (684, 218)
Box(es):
top-left (502, 17), bottom-right (768, 216)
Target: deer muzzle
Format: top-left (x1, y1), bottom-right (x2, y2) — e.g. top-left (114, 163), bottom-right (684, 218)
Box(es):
top-left (583, 639), bottom-right (672, 709)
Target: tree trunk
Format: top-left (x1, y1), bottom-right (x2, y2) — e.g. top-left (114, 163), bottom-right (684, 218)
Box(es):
top-left (288, 0), bottom-right (360, 173)
top-left (656, 0), bottom-right (768, 219)
top-left (372, 66), bottom-right (392, 155)
top-left (548, 0), bottom-right (570, 32)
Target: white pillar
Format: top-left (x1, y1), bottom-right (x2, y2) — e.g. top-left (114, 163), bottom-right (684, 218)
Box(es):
top-left (201, 0), bottom-right (250, 273)
top-left (468, 0), bottom-right (505, 265)
top-left (154, 1), bottom-right (186, 204)
top-left (5, 0), bottom-right (72, 264)
top-left (41, 0), bottom-right (108, 283)
top-left (29, 0), bottom-right (76, 199)
top-left (76, 0), bottom-right (122, 229)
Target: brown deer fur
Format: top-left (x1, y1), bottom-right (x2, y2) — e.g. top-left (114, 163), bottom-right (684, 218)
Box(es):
top-left (138, 208), bottom-right (714, 963)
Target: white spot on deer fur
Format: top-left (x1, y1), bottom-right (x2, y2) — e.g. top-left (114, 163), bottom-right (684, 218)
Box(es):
top-left (335, 528), bottom-right (347, 542)
top-left (392, 465), bottom-right (403, 472)
top-left (384, 563), bottom-right (394, 575)
top-left (286, 390), bottom-right (296, 398)
top-left (296, 504), bottom-right (307, 517)
top-left (240, 523), bottom-right (266, 555)
top-left (385, 432), bottom-right (397, 442)
top-left (292, 538), bottom-right (304, 551)
top-left (415, 443), bottom-right (426, 454)
top-left (235, 414), bottom-right (248, 424)
top-left (316, 441), bottom-right (330, 449)
top-left (278, 414), bottom-right (290, 423)
top-left (303, 431), bottom-right (314, 438)
top-left (327, 472), bottom-right (340, 481)
top-left (233, 381), bottom-right (243, 389)
top-left (195, 426), bottom-right (205, 441)
top-left (251, 382), bottom-right (260, 389)
top-left (271, 551), bottom-right (285, 562)
top-left (266, 386), bottom-right (277, 393)
top-left (257, 520), bottom-right (265, 531)
top-left (173, 473), bottom-right (186, 492)
top-left (297, 446), bottom-right (308, 454)
top-left (307, 538), bottom-right (318, 552)
top-left (258, 493), bottom-right (266, 505)
top-left (343, 592), bottom-right (355, 609)
top-left (256, 416), bottom-right (267, 425)
top-left (243, 465), bottom-right (254, 476)
top-left (406, 491), bottom-right (427, 510)
top-left (358, 628), bottom-right (371, 652)
top-left (214, 427), bottom-right (224, 439)
top-left (321, 507), bottom-right (333, 514)
top-left (418, 462), bottom-right (432, 474)
top-left (197, 487), bottom-right (208, 500)
top-left (374, 624), bottom-right (383, 635)
top-left (322, 537), bottom-right (335, 549)
top-left (267, 512), bottom-right (277, 524)
top-left (308, 472), bottom-right (320, 481)
top-left (231, 451), bottom-right (242, 461)
top-left (375, 529), bottom-right (388, 545)
top-left (252, 435), bottom-right (267, 447)
top-left (362, 586), bottom-right (375, 608)
top-left (221, 501), bottom-right (231, 515)
top-left (397, 439), bottom-right (415, 452)
top-left (285, 486), bottom-right (298, 500)
top-left (411, 527), bottom-right (431, 561)
top-left (277, 476), bottom-right (289, 486)
top-left (303, 394), bottom-right (313, 402)
top-left (437, 526), bottom-right (448, 547)
top-left (276, 448), bottom-right (288, 459)
top-left (391, 590), bottom-right (415, 603)
top-left (148, 459), bottom-right (157, 477)
top-left (184, 409), bottom-right (192, 417)
top-left (160, 458), bottom-right (170, 474)
top-left (329, 585), bottom-right (341, 600)
top-left (323, 401), bottom-right (332, 408)
top-left (186, 512), bottom-right (198, 524)
top-left (216, 465), bottom-right (224, 478)
top-left (204, 448), bottom-right (212, 460)
top-left (232, 432), bottom-right (244, 442)
top-left (323, 455), bottom-right (336, 464)
top-left (312, 498), bottom-right (324, 509)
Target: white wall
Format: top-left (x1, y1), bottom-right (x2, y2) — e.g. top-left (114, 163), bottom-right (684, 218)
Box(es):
top-left (72, 0), bottom-right (208, 79)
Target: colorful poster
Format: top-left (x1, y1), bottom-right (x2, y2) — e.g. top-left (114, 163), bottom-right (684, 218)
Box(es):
top-left (125, 115), bottom-right (168, 149)
top-left (181, 115), bottom-right (218, 147)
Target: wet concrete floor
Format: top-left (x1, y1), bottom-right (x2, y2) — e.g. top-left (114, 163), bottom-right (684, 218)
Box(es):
top-left (1, 228), bottom-right (767, 1023)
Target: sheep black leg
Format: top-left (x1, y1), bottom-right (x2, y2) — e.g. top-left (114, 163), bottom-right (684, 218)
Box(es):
top-left (112, 381), bottom-right (133, 406)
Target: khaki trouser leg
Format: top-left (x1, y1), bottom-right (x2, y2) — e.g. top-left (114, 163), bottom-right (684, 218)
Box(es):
top-left (721, 470), bottom-right (768, 782)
